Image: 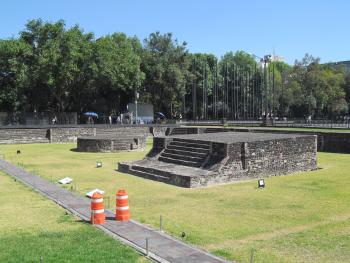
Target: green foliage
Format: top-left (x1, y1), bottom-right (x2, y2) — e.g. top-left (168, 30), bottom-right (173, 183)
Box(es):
top-left (1, 20), bottom-right (350, 118)
top-left (93, 33), bottom-right (144, 112)
top-left (285, 54), bottom-right (348, 117)
top-left (0, 39), bottom-right (31, 111)
top-left (141, 32), bottom-right (188, 116)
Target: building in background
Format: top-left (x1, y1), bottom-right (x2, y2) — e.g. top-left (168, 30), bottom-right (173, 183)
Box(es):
top-left (127, 103), bottom-right (154, 124)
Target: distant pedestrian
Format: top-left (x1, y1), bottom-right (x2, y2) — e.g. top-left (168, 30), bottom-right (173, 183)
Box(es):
top-left (108, 115), bottom-right (112, 125)
top-left (52, 116), bottom-right (57, 125)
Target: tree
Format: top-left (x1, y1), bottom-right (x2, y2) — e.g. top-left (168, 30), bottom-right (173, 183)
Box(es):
top-left (93, 33), bottom-right (144, 113)
top-left (142, 32), bottom-right (189, 117)
top-left (0, 39), bottom-right (31, 112)
top-left (20, 19), bottom-right (96, 112)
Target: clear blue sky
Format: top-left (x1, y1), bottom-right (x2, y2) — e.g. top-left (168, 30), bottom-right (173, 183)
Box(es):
top-left (1, 0), bottom-right (349, 64)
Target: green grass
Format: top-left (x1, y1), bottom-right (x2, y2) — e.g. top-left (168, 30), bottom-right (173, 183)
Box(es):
top-left (1, 142), bottom-right (350, 262)
top-left (0, 171), bottom-right (145, 263)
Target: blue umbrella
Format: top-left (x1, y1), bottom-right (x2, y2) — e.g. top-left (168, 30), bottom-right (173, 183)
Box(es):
top-left (83, 112), bottom-right (98, 118)
top-left (155, 112), bottom-right (166, 119)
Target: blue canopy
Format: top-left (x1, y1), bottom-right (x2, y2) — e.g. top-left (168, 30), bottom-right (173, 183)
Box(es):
top-left (155, 112), bottom-right (166, 119)
top-left (83, 112), bottom-right (98, 118)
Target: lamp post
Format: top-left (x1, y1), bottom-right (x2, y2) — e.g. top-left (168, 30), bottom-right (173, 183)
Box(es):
top-left (135, 91), bottom-right (139, 125)
top-left (251, 54), bottom-right (271, 125)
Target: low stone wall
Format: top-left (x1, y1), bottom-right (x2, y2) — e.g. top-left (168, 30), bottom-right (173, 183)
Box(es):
top-left (96, 126), bottom-right (151, 138)
top-left (50, 127), bottom-right (96, 142)
top-left (0, 125), bottom-right (168, 144)
top-left (0, 128), bottom-right (49, 144)
top-left (169, 127), bottom-right (350, 153)
top-left (77, 136), bottom-right (146, 152)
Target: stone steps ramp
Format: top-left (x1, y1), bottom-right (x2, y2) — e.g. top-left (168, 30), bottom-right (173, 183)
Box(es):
top-left (158, 138), bottom-right (211, 168)
top-left (119, 160), bottom-right (217, 188)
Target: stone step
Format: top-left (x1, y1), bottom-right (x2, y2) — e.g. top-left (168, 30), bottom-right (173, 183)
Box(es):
top-left (169, 141), bottom-right (210, 150)
top-left (166, 144), bottom-right (210, 154)
top-left (131, 165), bottom-right (173, 178)
top-left (205, 128), bottom-right (228, 133)
top-left (160, 152), bottom-right (205, 163)
top-left (164, 148), bottom-right (208, 158)
top-left (172, 138), bottom-right (211, 145)
top-left (129, 169), bottom-right (171, 184)
top-left (158, 156), bottom-right (202, 167)
top-left (170, 128), bottom-right (198, 135)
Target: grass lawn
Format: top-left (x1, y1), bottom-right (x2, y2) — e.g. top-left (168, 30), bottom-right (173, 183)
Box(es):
top-left (1, 142), bottom-right (349, 262)
top-left (0, 171), bottom-right (146, 263)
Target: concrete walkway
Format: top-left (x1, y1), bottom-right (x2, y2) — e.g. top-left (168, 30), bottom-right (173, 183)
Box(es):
top-left (0, 160), bottom-right (230, 263)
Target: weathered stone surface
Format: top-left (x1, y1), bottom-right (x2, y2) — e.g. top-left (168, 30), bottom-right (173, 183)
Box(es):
top-left (170, 127), bottom-right (350, 153)
top-left (0, 128), bottom-right (49, 144)
top-left (50, 127), bottom-right (95, 142)
top-left (120, 132), bottom-right (317, 187)
top-left (0, 126), bottom-right (155, 144)
top-left (77, 136), bottom-right (146, 152)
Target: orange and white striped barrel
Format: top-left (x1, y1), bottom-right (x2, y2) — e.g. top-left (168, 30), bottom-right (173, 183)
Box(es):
top-left (115, 189), bottom-right (130, 221)
top-left (91, 192), bottom-right (105, 224)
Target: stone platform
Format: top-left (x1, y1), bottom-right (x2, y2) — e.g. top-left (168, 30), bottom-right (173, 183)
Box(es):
top-left (119, 132), bottom-right (317, 188)
top-left (77, 136), bottom-right (146, 152)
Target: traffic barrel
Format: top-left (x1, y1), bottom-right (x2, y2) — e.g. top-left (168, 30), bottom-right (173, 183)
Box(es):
top-left (91, 192), bottom-right (105, 224)
top-left (116, 189), bottom-right (130, 221)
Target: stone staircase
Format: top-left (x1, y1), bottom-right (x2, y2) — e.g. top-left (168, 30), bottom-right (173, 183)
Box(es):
top-left (158, 138), bottom-right (210, 168)
top-left (119, 159), bottom-right (215, 188)
top-left (129, 163), bottom-right (180, 185)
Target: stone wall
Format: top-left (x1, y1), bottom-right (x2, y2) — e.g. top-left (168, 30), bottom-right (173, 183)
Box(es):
top-left (170, 127), bottom-right (350, 153)
top-left (50, 127), bottom-right (96, 142)
top-left (0, 128), bottom-right (49, 144)
top-left (96, 126), bottom-right (151, 138)
top-left (0, 125), bottom-right (158, 144)
top-left (219, 136), bottom-right (317, 180)
top-left (77, 136), bottom-right (146, 152)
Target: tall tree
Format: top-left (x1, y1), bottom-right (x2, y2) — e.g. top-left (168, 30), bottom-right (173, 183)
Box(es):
top-left (0, 39), bottom-right (31, 112)
top-left (93, 33), bottom-right (144, 113)
top-left (20, 19), bottom-right (96, 112)
top-left (142, 32), bottom-right (189, 117)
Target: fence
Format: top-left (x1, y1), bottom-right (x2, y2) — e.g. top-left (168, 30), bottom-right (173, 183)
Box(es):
top-left (0, 112), bottom-right (77, 126)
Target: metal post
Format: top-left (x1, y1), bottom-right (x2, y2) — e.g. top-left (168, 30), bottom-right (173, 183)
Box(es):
top-left (160, 215), bottom-right (163, 232)
top-left (135, 91), bottom-right (139, 125)
top-left (250, 248), bottom-right (255, 263)
top-left (145, 238), bottom-right (149, 256)
top-left (281, 71), bottom-right (284, 118)
top-left (192, 58), bottom-right (196, 120)
top-left (272, 63), bottom-right (275, 118)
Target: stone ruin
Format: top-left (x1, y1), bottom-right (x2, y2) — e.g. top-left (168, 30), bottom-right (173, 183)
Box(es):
top-left (77, 126), bottom-right (149, 152)
top-left (119, 132), bottom-right (317, 188)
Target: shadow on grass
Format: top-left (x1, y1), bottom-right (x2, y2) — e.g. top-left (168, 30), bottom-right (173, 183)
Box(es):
top-left (70, 148), bottom-right (80, 152)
